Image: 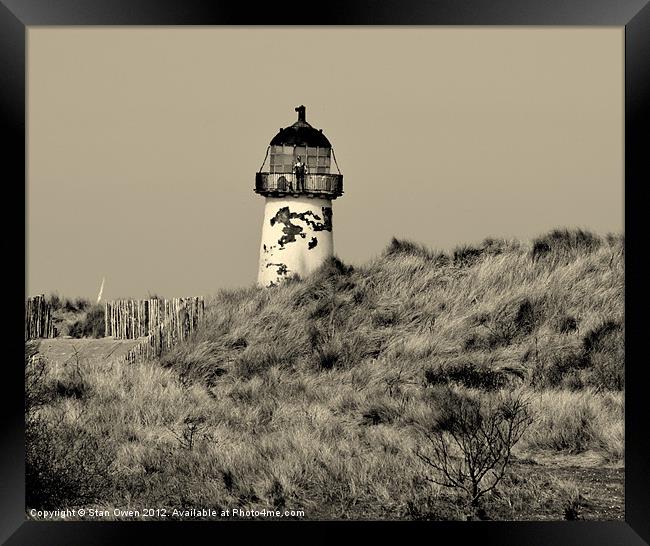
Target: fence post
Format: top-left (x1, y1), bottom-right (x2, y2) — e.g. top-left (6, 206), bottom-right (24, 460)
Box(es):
top-left (25, 295), bottom-right (54, 340)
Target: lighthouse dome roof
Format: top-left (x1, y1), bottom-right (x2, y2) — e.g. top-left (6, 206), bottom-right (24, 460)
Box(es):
top-left (269, 106), bottom-right (332, 148)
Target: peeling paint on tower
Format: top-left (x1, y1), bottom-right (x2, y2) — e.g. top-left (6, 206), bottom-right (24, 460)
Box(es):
top-left (270, 206), bottom-right (333, 249)
top-left (258, 197), bottom-right (334, 286)
top-left (266, 262), bottom-right (289, 276)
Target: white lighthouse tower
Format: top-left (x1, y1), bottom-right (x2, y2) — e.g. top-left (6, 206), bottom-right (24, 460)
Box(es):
top-left (255, 106), bottom-right (344, 286)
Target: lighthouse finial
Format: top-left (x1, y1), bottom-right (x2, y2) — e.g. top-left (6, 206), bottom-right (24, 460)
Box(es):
top-left (295, 105), bottom-right (306, 123)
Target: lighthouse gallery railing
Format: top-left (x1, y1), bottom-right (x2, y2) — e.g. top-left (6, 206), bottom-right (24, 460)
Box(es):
top-left (255, 172), bottom-right (343, 198)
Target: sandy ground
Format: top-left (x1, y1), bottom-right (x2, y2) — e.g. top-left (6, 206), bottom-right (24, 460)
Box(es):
top-left (34, 338), bottom-right (144, 367)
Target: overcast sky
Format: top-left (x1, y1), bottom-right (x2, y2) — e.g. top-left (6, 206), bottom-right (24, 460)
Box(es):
top-left (27, 27), bottom-right (623, 300)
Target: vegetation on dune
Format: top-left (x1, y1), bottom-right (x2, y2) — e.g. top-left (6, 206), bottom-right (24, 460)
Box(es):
top-left (47, 294), bottom-right (91, 314)
top-left (67, 304), bottom-right (105, 339)
top-left (25, 341), bottom-right (111, 509)
top-left (26, 228), bottom-right (624, 520)
top-left (45, 294), bottom-right (105, 338)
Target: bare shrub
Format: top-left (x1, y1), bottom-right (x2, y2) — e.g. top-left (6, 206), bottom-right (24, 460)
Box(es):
top-left (415, 389), bottom-right (533, 516)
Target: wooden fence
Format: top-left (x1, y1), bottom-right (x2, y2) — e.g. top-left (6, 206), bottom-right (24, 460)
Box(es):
top-left (25, 295), bottom-right (54, 341)
top-left (104, 297), bottom-right (205, 340)
top-left (111, 323), bottom-right (182, 366)
top-left (109, 297), bottom-right (206, 366)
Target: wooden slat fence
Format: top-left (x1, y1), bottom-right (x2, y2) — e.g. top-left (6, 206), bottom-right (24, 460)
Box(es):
top-left (25, 295), bottom-right (54, 340)
top-left (105, 297), bottom-right (205, 365)
top-left (104, 297), bottom-right (205, 340)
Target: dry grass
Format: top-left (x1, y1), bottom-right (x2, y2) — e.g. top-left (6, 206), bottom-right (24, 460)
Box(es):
top-left (26, 228), bottom-right (624, 520)
top-left (521, 389), bottom-right (624, 459)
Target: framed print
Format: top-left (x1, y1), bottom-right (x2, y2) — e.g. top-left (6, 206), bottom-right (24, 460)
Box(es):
top-left (4, 0), bottom-right (649, 543)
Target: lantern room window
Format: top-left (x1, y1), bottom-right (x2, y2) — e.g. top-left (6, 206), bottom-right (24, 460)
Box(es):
top-left (257, 106), bottom-right (343, 198)
top-left (269, 145), bottom-right (332, 174)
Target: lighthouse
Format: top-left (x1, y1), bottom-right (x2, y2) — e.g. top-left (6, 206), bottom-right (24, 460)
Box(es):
top-left (255, 106), bottom-right (344, 286)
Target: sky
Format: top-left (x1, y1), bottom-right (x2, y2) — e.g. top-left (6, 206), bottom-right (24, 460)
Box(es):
top-left (27, 27), bottom-right (623, 300)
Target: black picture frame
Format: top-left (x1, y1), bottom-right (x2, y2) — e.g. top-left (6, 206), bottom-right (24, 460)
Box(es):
top-left (4, 1), bottom-right (648, 544)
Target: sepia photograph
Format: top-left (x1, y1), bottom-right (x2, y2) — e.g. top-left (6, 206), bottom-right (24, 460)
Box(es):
top-left (23, 26), bottom-right (626, 523)
top-left (5, 2), bottom-right (644, 536)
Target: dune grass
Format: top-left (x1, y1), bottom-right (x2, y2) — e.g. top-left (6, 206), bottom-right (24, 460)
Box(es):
top-left (45, 294), bottom-right (105, 338)
top-left (26, 228), bottom-right (624, 520)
